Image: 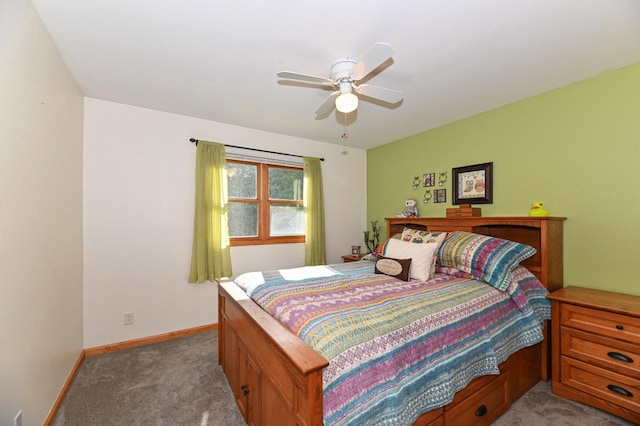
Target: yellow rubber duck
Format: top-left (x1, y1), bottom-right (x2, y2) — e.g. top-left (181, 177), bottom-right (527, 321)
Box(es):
top-left (529, 201), bottom-right (549, 217)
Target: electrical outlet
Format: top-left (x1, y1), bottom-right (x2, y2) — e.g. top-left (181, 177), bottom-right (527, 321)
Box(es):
top-left (14, 410), bottom-right (22, 426)
top-left (124, 312), bottom-right (134, 325)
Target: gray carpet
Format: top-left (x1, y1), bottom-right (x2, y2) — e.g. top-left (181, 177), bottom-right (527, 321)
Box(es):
top-left (53, 331), bottom-right (245, 426)
top-left (493, 380), bottom-right (634, 426)
top-left (54, 330), bottom-right (635, 425)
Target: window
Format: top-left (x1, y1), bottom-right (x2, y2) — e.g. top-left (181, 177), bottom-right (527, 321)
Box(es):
top-left (227, 160), bottom-right (305, 246)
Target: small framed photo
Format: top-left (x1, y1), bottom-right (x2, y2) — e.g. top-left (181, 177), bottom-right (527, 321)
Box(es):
top-left (434, 189), bottom-right (446, 203)
top-left (423, 173), bottom-right (435, 187)
top-left (452, 162), bottom-right (493, 205)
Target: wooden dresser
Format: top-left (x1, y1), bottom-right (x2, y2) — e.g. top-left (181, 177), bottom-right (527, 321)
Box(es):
top-left (548, 286), bottom-right (640, 423)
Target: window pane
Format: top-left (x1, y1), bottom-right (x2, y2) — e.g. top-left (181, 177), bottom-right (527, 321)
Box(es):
top-left (270, 204), bottom-right (304, 236)
top-left (228, 163), bottom-right (257, 199)
top-left (269, 167), bottom-right (303, 200)
top-left (228, 202), bottom-right (258, 237)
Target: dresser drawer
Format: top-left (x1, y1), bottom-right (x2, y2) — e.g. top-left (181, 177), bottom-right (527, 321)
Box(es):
top-left (560, 303), bottom-right (640, 345)
top-left (561, 356), bottom-right (640, 413)
top-left (444, 372), bottom-right (508, 425)
top-left (561, 327), bottom-right (640, 378)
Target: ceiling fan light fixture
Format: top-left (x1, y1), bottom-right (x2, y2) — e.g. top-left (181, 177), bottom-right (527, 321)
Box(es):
top-left (335, 92), bottom-right (358, 113)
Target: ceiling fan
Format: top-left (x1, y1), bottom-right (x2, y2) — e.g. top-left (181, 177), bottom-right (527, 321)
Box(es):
top-left (277, 42), bottom-right (403, 116)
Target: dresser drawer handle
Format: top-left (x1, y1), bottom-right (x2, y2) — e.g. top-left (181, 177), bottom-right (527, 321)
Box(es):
top-left (607, 384), bottom-right (633, 398)
top-left (607, 351), bottom-right (633, 363)
top-left (616, 324), bottom-right (624, 330)
top-left (475, 404), bottom-right (488, 417)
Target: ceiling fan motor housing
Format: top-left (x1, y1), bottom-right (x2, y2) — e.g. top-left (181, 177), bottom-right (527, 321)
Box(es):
top-left (330, 57), bottom-right (357, 82)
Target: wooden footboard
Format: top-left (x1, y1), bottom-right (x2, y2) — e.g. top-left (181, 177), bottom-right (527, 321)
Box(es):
top-left (218, 280), bottom-right (328, 426)
top-left (218, 278), bottom-right (542, 426)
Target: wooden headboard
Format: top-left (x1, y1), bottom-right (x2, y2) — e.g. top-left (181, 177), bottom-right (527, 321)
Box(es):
top-left (386, 216), bottom-right (566, 292)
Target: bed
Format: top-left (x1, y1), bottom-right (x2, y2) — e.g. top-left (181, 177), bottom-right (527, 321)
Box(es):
top-left (217, 216), bottom-right (565, 425)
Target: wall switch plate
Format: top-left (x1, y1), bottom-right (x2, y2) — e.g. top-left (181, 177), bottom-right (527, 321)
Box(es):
top-left (15, 411), bottom-right (22, 426)
top-left (124, 312), bottom-right (134, 325)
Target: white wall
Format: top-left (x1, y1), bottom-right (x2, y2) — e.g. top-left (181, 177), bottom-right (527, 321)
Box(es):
top-left (0, 1), bottom-right (84, 424)
top-left (83, 98), bottom-right (367, 347)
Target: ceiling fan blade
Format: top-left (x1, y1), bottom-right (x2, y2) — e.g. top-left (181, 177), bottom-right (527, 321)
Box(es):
top-left (350, 42), bottom-right (394, 81)
top-left (355, 84), bottom-right (403, 104)
top-left (315, 91), bottom-right (339, 116)
top-left (277, 71), bottom-right (335, 86)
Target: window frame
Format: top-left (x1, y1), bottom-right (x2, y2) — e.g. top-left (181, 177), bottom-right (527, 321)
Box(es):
top-left (227, 159), bottom-right (305, 246)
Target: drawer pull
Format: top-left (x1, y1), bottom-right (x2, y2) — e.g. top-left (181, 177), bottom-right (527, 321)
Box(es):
top-left (607, 384), bottom-right (633, 398)
top-left (615, 324), bottom-right (624, 330)
top-left (241, 385), bottom-right (250, 396)
top-left (475, 404), bottom-right (488, 417)
top-left (607, 351), bottom-right (633, 363)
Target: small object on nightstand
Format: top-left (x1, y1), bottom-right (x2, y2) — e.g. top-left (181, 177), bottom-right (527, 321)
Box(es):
top-left (351, 245), bottom-right (361, 256)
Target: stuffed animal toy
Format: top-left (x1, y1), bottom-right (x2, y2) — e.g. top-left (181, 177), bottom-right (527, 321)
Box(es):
top-left (529, 201), bottom-right (549, 217)
top-left (397, 198), bottom-right (419, 218)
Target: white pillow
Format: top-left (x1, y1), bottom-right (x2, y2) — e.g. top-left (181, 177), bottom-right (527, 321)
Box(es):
top-left (383, 238), bottom-right (439, 281)
top-left (400, 228), bottom-right (447, 277)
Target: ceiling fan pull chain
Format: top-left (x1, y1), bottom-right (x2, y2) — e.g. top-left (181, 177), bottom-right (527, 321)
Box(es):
top-left (341, 112), bottom-right (349, 139)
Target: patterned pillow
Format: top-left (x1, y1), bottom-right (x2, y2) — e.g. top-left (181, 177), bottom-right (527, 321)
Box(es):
top-left (372, 233), bottom-right (402, 258)
top-left (383, 238), bottom-right (439, 282)
top-left (437, 231), bottom-right (536, 291)
top-left (401, 227), bottom-right (447, 246)
top-left (400, 227), bottom-right (447, 278)
top-left (375, 256), bottom-right (412, 281)
top-left (434, 264), bottom-right (476, 280)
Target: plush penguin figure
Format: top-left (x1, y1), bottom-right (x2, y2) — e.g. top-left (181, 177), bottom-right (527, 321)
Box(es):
top-left (529, 201), bottom-right (549, 217)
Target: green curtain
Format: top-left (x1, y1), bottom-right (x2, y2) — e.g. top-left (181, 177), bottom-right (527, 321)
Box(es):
top-left (303, 157), bottom-right (326, 265)
top-left (189, 141), bottom-right (232, 282)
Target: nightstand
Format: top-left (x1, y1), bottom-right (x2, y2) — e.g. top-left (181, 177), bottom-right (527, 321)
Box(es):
top-left (341, 254), bottom-right (366, 263)
top-left (547, 286), bottom-right (640, 423)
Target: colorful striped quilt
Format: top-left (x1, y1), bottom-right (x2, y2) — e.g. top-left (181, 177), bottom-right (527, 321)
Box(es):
top-left (237, 261), bottom-right (550, 426)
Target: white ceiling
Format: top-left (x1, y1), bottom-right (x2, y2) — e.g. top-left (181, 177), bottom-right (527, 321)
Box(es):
top-left (32, 0), bottom-right (640, 150)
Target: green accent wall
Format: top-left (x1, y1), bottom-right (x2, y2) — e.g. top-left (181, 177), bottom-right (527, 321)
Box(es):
top-left (368, 62), bottom-right (640, 296)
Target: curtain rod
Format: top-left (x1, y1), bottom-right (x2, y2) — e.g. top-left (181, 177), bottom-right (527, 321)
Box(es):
top-left (189, 138), bottom-right (324, 161)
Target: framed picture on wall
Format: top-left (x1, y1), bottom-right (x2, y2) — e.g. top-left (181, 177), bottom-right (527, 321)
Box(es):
top-left (434, 189), bottom-right (446, 203)
top-left (423, 173), bottom-right (435, 187)
top-left (452, 162), bottom-right (493, 205)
